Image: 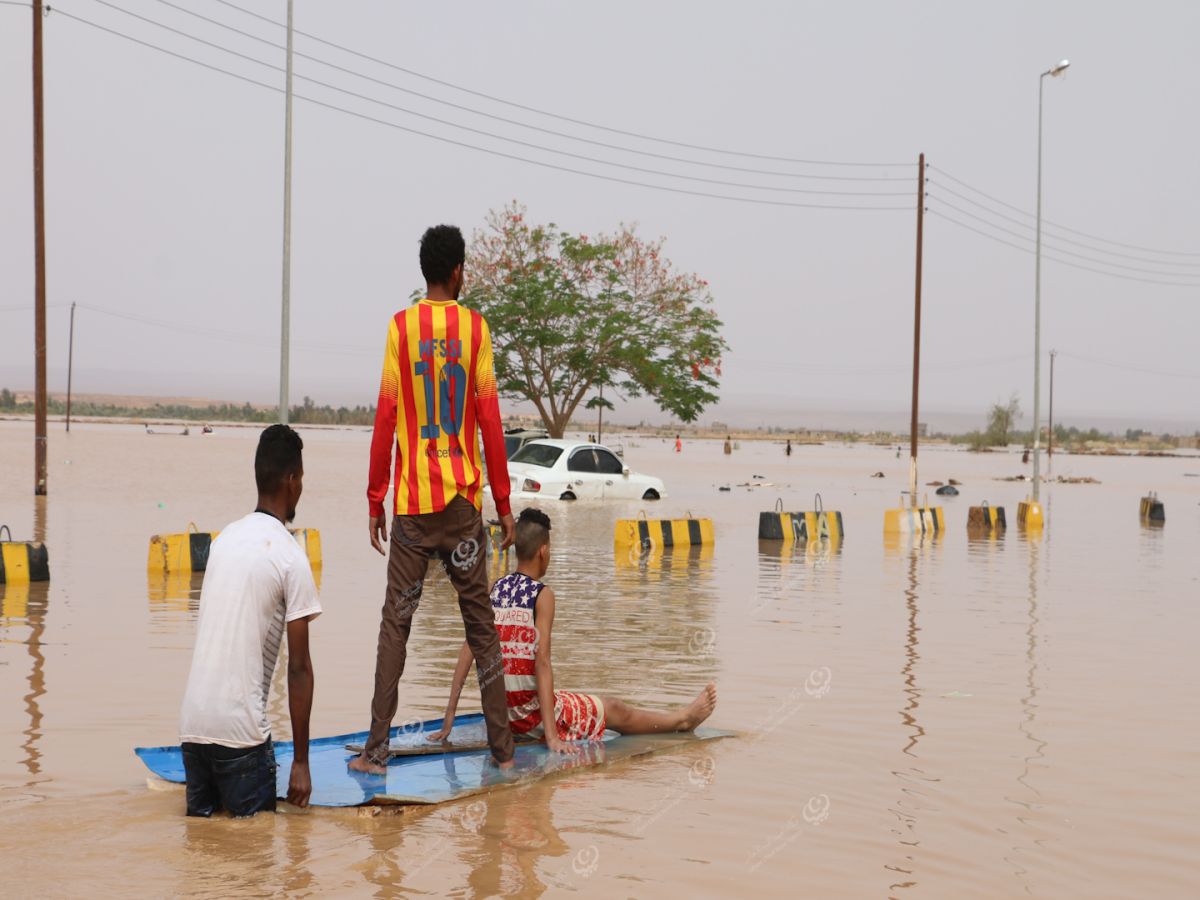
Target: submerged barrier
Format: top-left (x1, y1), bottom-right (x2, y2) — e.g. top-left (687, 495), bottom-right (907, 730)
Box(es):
top-left (1017, 500), bottom-right (1044, 529)
top-left (148, 523), bottom-right (322, 573)
top-left (967, 502), bottom-right (1006, 533)
top-left (883, 498), bottom-right (945, 536)
top-left (1140, 492), bottom-right (1165, 523)
top-left (758, 495), bottom-right (844, 544)
top-left (614, 512), bottom-right (715, 552)
top-left (0, 526), bottom-right (50, 584)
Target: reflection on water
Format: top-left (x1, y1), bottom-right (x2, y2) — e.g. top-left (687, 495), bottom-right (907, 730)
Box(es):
top-left (1, 580), bottom-right (50, 781)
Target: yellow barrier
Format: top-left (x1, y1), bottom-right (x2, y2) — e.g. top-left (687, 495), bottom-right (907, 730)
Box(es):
top-left (0, 526), bottom-right (50, 584)
top-left (967, 502), bottom-right (1006, 533)
top-left (1139, 493), bottom-right (1165, 523)
top-left (759, 495), bottom-right (844, 544)
top-left (883, 498), bottom-right (945, 536)
top-left (149, 523), bottom-right (322, 573)
top-left (614, 513), bottom-right (715, 551)
top-left (1017, 500), bottom-right (1044, 529)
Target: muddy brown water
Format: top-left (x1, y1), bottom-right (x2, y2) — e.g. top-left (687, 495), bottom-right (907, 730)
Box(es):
top-left (0, 421), bottom-right (1196, 897)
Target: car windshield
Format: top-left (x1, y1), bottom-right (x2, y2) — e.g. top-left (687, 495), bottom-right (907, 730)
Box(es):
top-left (510, 443), bottom-right (563, 468)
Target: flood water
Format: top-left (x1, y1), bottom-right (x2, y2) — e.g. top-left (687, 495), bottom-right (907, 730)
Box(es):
top-left (0, 420), bottom-right (1196, 898)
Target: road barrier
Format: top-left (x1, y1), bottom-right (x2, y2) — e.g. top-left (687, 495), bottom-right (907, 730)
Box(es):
top-left (758, 495), bottom-right (844, 544)
top-left (1140, 492), bottom-right (1165, 523)
top-left (0, 526), bottom-right (50, 584)
top-left (883, 498), bottom-right (945, 536)
top-left (967, 502), bottom-right (1006, 533)
top-left (149, 523), bottom-right (322, 573)
top-left (614, 512), bottom-right (714, 552)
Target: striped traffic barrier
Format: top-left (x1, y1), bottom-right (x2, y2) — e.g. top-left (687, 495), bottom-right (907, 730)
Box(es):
top-left (758, 495), bottom-right (845, 544)
top-left (1017, 500), bottom-right (1044, 529)
top-left (614, 512), bottom-right (715, 552)
top-left (0, 525), bottom-right (50, 584)
top-left (883, 497), bottom-right (945, 536)
top-left (148, 524), bottom-right (322, 573)
top-left (1140, 492), bottom-right (1165, 524)
top-left (967, 502), bottom-right (1006, 534)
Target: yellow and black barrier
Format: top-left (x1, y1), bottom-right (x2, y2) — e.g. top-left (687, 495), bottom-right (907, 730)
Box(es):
top-left (149, 524), bottom-right (322, 573)
top-left (1140, 493), bottom-right (1165, 524)
top-left (758, 495), bottom-right (844, 544)
top-left (967, 502), bottom-right (1006, 533)
top-left (0, 526), bottom-right (50, 584)
top-left (883, 498), bottom-right (945, 536)
top-left (1017, 500), bottom-right (1044, 529)
top-left (614, 512), bottom-right (715, 551)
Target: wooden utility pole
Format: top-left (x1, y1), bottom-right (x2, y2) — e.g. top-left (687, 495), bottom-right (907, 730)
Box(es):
top-left (33, 0), bottom-right (48, 494)
top-left (908, 153), bottom-right (925, 505)
top-left (66, 302), bottom-right (76, 432)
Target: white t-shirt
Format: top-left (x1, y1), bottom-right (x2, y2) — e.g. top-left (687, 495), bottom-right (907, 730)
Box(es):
top-left (179, 512), bottom-right (321, 748)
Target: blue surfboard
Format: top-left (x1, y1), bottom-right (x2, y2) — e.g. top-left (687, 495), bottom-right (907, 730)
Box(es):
top-left (135, 713), bottom-right (731, 807)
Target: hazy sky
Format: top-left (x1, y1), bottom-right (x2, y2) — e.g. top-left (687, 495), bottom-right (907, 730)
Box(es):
top-left (2, 0), bottom-right (1198, 432)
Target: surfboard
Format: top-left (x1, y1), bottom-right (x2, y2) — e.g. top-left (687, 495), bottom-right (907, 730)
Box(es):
top-left (135, 712), bottom-right (732, 808)
top-left (343, 719), bottom-right (542, 757)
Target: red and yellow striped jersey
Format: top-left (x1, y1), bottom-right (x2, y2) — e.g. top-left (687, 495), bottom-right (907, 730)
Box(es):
top-left (367, 299), bottom-right (512, 518)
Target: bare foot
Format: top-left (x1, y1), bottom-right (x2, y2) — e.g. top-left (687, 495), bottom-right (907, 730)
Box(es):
top-left (348, 751), bottom-right (387, 776)
top-left (495, 757), bottom-right (515, 770)
top-left (677, 682), bottom-right (717, 731)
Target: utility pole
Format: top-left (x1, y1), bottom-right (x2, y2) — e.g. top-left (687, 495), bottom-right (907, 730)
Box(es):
top-left (908, 152), bottom-right (925, 505)
top-left (66, 302), bottom-right (76, 432)
top-left (32, 0), bottom-right (48, 495)
top-left (1047, 349), bottom-right (1056, 467)
top-left (278, 0), bottom-right (295, 424)
top-left (597, 383), bottom-right (604, 443)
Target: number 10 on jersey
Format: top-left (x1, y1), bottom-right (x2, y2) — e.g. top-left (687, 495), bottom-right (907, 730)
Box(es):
top-left (415, 361), bottom-right (467, 438)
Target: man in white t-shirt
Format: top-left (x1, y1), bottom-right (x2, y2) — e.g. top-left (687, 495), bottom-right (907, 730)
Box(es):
top-left (179, 424), bottom-right (321, 816)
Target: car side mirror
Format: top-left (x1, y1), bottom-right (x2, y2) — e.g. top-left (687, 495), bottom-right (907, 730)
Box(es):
top-left (622, 467), bottom-right (630, 477)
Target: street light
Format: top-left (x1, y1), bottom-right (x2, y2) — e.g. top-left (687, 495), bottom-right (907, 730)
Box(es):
top-left (1031, 58), bottom-right (1070, 507)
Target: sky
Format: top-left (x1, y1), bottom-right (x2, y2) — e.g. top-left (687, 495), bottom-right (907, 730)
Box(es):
top-left (1, 0), bottom-right (1198, 434)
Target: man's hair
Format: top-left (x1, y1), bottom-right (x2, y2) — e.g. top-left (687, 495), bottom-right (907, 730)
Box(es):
top-left (419, 224), bottom-right (465, 285)
top-left (515, 507), bottom-right (551, 561)
top-left (255, 424), bottom-right (304, 494)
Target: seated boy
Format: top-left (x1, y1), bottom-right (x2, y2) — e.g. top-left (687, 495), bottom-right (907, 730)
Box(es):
top-left (430, 508), bottom-right (716, 753)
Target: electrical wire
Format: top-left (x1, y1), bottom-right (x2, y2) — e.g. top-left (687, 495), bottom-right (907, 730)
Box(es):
top-left (83, 0), bottom-right (909, 199)
top-left (142, 0), bottom-right (910, 184)
top-left (209, 0), bottom-right (915, 169)
top-left (927, 209), bottom-right (1200, 288)
top-left (1055, 350), bottom-right (1200, 381)
top-left (927, 179), bottom-right (1200, 269)
top-left (929, 165), bottom-right (1200, 259)
top-left (926, 194), bottom-right (1200, 281)
top-left (52, 8), bottom-right (914, 211)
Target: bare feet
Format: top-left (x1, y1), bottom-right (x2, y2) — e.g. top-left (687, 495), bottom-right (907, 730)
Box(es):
top-left (348, 751), bottom-right (387, 776)
top-left (495, 757), bottom-right (515, 770)
top-left (677, 682), bottom-right (717, 731)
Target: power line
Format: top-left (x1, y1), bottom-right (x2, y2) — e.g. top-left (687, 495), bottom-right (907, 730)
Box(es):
top-left (926, 194), bottom-right (1200, 281)
top-left (52, 8), bottom-right (914, 212)
top-left (929, 165), bottom-right (1200, 259)
top-left (927, 209), bottom-right (1200, 288)
top-left (83, 0), bottom-right (908, 199)
top-left (209, 0), bottom-right (915, 169)
top-left (927, 179), bottom-right (1200, 269)
top-left (142, 0), bottom-right (909, 184)
top-left (1055, 350), bottom-right (1200, 381)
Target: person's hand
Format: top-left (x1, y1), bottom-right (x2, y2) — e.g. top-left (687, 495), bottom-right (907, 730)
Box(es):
top-left (426, 723), bottom-right (453, 743)
top-left (545, 734), bottom-right (580, 755)
top-left (287, 760), bottom-right (312, 808)
top-left (498, 513), bottom-right (516, 551)
top-left (369, 514), bottom-right (388, 556)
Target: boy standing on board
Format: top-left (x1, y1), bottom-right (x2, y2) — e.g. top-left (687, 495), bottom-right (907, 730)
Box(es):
top-left (351, 225), bottom-right (517, 774)
top-left (178, 425), bottom-right (320, 816)
top-left (430, 508), bottom-right (717, 751)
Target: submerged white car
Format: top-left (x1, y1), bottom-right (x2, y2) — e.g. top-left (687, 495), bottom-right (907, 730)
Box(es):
top-left (489, 439), bottom-right (666, 501)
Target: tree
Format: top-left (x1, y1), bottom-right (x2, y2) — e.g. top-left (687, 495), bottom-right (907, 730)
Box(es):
top-left (985, 394), bottom-right (1022, 446)
top-left (464, 203), bottom-right (726, 438)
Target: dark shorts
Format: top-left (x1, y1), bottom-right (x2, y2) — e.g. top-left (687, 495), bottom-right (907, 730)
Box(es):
top-left (182, 738), bottom-right (277, 818)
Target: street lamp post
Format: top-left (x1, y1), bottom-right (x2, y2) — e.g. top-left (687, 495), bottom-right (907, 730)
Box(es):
top-left (1032, 58), bottom-right (1070, 504)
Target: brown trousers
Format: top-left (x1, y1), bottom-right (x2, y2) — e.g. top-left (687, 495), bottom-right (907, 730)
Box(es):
top-left (364, 495), bottom-right (514, 765)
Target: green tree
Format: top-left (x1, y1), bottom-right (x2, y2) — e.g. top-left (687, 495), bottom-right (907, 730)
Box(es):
top-left (985, 394), bottom-right (1022, 446)
top-left (464, 203), bottom-right (727, 438)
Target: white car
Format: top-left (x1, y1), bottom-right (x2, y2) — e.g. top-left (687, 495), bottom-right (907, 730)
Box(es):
top-left (489, 439), bottom-right (666, 501)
